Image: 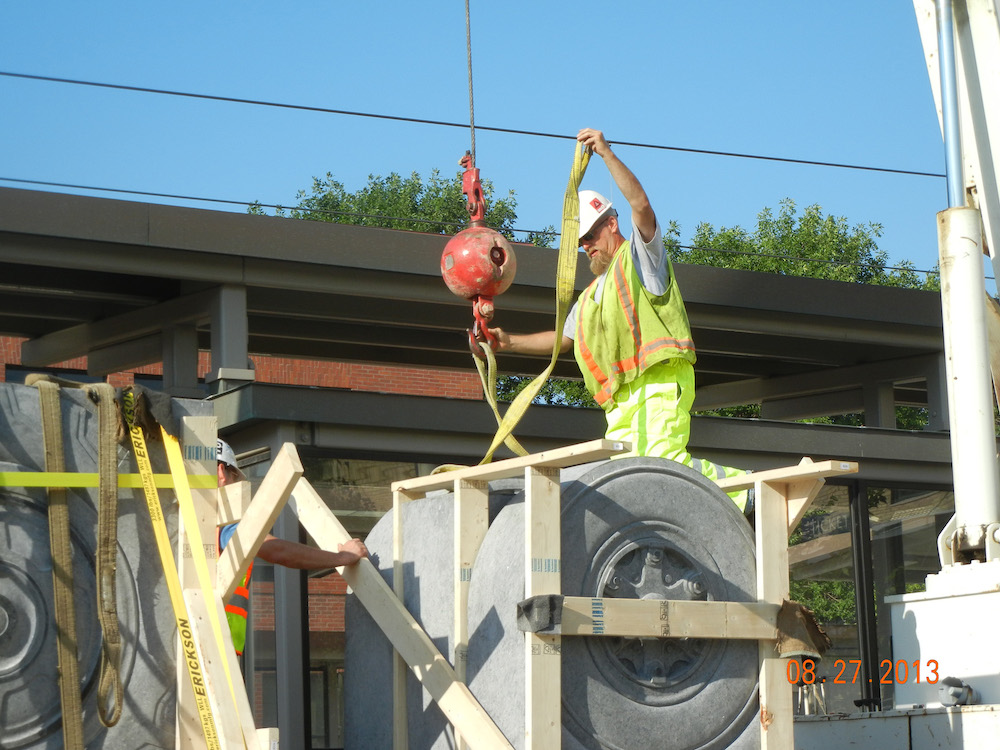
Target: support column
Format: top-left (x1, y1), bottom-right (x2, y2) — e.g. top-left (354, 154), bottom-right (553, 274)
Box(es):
top-left (862, 382), bottom-right (896, 428)
top-left (162, 324), bottom-right (203, 397)
top-left (924, 353), bottom-right (951, 432)
top-left (849, 481), bottom-right (881, 710)
top-left (209, 285), bottom-right (255, 395)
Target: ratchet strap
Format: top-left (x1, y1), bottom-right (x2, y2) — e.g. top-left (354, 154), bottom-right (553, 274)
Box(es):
top-left (26, 374), bottom-right (125, 729)
top-left (29, 376), bottom-right (85, 750)
top-left (0, 472), bottom-right (217, 488)
top-left (91, 381), bottom-right (124, 727)
top-left (476, 142), bottom-right (591, 463)
top-left (122, 389), bottom-right (223, 750)
top-left (160, 423), bottom-right (248, 744)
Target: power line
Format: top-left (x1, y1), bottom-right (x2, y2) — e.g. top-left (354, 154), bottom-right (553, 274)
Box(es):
top-left (0, 175), bottom-right (945, 280)
top-left (0, 70), bottom-right (946, 179)
top-left (0, 175), bottom-right (554, 236)
top-left (674, 242), bottom-right (942, 278)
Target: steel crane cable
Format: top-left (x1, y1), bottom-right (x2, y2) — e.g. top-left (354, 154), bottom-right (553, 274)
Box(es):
top-left (465, 0), bottom-right (476, 166)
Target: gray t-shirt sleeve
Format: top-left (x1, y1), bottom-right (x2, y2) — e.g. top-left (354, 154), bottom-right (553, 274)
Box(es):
top-left (563, 300), bottom-right (579, 340)
top-left (631, 215), bottom-right (668, 296)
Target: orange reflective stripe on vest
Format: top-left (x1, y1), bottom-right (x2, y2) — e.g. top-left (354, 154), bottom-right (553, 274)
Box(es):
top-left (574, 240), bottom-right (696, 408)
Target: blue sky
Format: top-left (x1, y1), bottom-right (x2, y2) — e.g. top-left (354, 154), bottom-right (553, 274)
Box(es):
top-left (1, 2), bottom-right (947, 276)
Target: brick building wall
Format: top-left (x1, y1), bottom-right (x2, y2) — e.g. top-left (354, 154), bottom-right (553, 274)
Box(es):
top-left (250, 576), bottom-right (347, 633)
top-left (0, 335), bottom-right (484, 400)
top-left (1, 334), bottom-right (483, 674)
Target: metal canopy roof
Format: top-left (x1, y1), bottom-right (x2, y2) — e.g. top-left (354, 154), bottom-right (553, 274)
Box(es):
top-left (0, 186), bottom-right (946, 423)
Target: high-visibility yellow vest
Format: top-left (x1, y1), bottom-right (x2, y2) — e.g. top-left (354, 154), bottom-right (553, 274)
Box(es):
top-left (218, 524), bottom-right (253, 656)
top-left (574, 240), bottom-right (696, 409)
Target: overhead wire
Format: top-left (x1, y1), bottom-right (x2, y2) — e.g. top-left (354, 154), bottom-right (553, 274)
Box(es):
top-left (672, 243), bottom-right (944, 279)
top-left (0, 175), bottom-right (552, 235)
top-left (0, 70), bottom-right (946, 179)
top-left (0, 174), bottom-right (944, 278)
top-left (0, 69), bottom-right (948, 278)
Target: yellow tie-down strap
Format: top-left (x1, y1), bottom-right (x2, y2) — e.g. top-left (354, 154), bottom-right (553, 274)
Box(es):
top-left (476, 141), bottom-right (591, 464)
top-left (121, 390), bottom-right (223, 750)
top-left (0, 472), bottom-right (217, 489)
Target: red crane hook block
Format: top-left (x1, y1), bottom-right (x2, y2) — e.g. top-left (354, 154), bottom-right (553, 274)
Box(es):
top-left (441, 226), bottom-right (517, 301)
top-left (441, 226), bottom-right (517, 358)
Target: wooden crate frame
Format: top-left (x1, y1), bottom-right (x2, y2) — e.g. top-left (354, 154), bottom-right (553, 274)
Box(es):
top-left (374, 443), bottom-right (858, 750)
top-left (158, 437), bottom-right (858, 750)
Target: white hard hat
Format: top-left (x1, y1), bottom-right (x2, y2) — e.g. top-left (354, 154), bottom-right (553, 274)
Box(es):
top-left (578, 190), bottom-right (615, 239)
top-left (217, 439), bottom-right (246, 479)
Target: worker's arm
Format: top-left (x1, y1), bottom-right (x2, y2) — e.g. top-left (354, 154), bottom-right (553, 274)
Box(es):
top-left (257, 534), bottom-right (369, 569)
top-left (577, 128), bottom-right (656, 243)
top-left (490, 327), bottom-right (572, 356)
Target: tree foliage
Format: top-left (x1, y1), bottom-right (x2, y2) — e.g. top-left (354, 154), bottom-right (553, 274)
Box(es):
top-left (672, 198), bottom-right (939, 291)
top-left (495, 374), bottom-right (592, 406)
top-left (789, 579), bottom-right (858, 625)
top-left (250, 170), bottom-right (555, 246)
top-left (678, 199), bottom-right (940, 428)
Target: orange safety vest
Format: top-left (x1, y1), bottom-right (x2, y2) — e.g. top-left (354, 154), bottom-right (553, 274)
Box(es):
top-left (218, 524), bottom-right (253, 656)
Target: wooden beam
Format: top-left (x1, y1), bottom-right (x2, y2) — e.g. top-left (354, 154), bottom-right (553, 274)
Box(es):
top-left (217, 481), bottom-right (250, 527)
top-left (715, 459), bottom-right (857, 493)
top-left (391, 439), bottom-right (628, 494)
top-left (174, 416), bottom-right (231, 750)
top-left (289, 478), bottom-right (514, 750)
top-left (524, 467), bottom-right (561, 750)
top-left (520, 597), bottom-right (780, 641)
top-left (453, 480), bottom-right (489, 750)
top-left (183, 589), bottom-right (258, 749)
top-left (391, 488), bottom-right (419, 750)
top-left (756, 479), bottom-right (793, 750)
top-left (216, 443), bottom-right (304, 600)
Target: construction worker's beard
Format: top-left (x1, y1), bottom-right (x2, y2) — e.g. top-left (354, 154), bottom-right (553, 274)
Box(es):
top-left (589, 248), bottom-right (612, 276)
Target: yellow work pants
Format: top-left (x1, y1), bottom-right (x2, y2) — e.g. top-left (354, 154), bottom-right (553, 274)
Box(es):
top-left (604, 359), bottom-right (750, 513)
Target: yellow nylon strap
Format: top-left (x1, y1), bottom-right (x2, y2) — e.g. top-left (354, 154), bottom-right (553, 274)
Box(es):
top-left (122, 391), bottom-right (223, 750)
top-left (0, 472), bottom-right (217, 488)
top-left (160, 425), bottom-right (247, 744)
top-left (477, 142), bottom-right (591, 463)
top-left (474, 341), bottom-right (528, 457)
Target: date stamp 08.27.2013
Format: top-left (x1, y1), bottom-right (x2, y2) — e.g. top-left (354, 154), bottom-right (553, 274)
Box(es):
top-left (787, 659), bottom-right (940, 686)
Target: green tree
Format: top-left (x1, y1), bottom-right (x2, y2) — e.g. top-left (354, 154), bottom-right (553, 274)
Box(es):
top-left (251, 170), bottom-right (555, 247)
top-left (673, 198), bottom-right (939, 291)
top-left (495, 374), bottom-right (591, 406)
top-left (789, 579), bottom-right (858, 624)
top-left (677, 199), bottom-right (940, 428)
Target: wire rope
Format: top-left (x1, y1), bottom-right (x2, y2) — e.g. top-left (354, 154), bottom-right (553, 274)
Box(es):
top-left (0, 71), bottom-right (945, 179)
top-left (465, 0), bottom-right (476, 164)
top-left (0, 175), bottom-right (944, 278)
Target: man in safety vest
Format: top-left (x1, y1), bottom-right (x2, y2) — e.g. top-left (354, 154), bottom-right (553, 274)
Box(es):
top-left (217, 439), bottom-right (369, 655)
top-left (490, 127), bottom-right (751, 514)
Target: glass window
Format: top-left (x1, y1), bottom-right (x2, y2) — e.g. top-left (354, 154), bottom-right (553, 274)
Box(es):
top-left (788, 483), bottom-right (954, 715)
top-left (299, 456), bottom-right (435, 536)
top-left (869, 487), bottom-right (954, 708)
top-left (789, 484), bottom-right (862, 714)
top-left (245, 452), bottom-right (431, 747)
